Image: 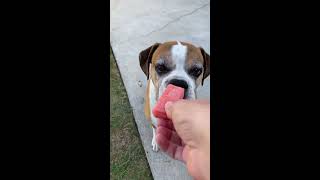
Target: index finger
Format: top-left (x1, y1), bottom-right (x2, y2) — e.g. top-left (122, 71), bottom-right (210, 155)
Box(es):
top-left (165, 99), bottom-right (206, 120)
top-left (165, 100), bottom-right (191, 120)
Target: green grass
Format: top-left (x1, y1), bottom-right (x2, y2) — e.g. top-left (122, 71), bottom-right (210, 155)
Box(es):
top-left (110, 47), bottom-right (152, 180)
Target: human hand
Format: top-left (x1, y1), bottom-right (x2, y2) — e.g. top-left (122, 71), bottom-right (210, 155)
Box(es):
top-left (156, 100), bottom-right (210, 180)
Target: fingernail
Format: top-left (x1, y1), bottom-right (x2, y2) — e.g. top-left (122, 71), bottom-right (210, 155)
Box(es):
top-left (165, 101), bottom-right (173, 111)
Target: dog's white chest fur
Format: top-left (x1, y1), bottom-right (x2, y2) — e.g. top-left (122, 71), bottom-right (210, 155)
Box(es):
top-left (171, 41), bottom-right (187, 71)
top-left (148, 80), bottom-right (160, 151)
top-left (149, 79), bottom-right (157, 127)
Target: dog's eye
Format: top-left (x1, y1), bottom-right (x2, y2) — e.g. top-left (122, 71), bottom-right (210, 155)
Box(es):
top-left (189, 67), bottom-right (202, 77)
top-left (155, 64), bottom-right (169, 74)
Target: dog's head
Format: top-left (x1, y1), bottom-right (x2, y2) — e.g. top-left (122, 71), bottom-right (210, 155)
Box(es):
top-left (139, 41), bottom-right (210, 100)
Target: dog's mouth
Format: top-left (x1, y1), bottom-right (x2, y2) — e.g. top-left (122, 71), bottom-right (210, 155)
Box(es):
top-left (183, 91), bottom-right (188, 99)
top-left (167, 83), bottom-right (188, 99)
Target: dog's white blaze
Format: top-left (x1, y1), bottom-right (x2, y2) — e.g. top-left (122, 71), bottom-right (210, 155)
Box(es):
top-left (171, 41), bottom-right (187, 71)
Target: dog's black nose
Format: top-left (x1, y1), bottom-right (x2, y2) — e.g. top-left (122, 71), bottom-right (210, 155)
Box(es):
top-left (168, 79), bottom-right (189, 90)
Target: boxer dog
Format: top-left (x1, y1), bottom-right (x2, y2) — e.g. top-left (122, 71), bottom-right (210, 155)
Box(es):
top-left (139, 41), bottom-right (210, 151)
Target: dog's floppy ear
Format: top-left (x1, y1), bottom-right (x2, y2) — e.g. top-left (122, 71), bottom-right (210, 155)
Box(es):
top-left (139, 43), bottom-right (161, 79)
top-left (200, 47), bottom-right (211, 85)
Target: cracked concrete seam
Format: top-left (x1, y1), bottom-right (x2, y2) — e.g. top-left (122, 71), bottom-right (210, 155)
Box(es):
top-left (112, 2), bottom-right (210, 47)
top-left (142, 3), bottom-right (209, 37)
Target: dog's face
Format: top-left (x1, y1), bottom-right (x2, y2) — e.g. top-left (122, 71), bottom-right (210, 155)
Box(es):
top-left (139, 41), bottom-right (210, 100)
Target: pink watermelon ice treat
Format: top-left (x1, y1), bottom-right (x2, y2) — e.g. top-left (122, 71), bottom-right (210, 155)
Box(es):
top-left (152, 84), bottom-right (185, 119)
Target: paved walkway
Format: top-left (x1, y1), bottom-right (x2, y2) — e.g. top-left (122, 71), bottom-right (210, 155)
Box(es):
top-left (111, 0), bottom-right (210, 179)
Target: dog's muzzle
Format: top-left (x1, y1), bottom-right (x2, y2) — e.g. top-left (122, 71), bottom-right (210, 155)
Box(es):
top-left (167, 79), bottom-right (189, 98)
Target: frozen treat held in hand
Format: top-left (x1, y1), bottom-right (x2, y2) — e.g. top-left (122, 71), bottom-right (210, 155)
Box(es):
top-left (152, 84), bottom-right (185, 119)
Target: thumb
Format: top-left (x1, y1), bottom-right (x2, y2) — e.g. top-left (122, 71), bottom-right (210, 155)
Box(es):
top-left (164, 101), bottom-right (173, 120)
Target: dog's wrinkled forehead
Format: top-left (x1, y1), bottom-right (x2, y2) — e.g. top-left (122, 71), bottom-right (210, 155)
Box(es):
top-left (151, 41), bottom-right (204, 66)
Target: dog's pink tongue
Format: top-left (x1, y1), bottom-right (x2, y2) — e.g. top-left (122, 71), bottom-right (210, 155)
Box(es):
top-left (152, 84), bottom-right (185, 119)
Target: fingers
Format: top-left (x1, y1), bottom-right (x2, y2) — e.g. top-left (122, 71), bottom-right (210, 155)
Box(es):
top-left (157, 126), bottom-right (182, 145)
top-left (165, 100), bottom-right (189, 121)
top-left (157, 118), bottom-right (175, 130)
top-left (194, 99), bottom-right (210, 105)
top-left (165, 99), bottom-right (209, 123)
top-left (164, 101), bottom-right (174, 120)
top-left (156, 133), bottom-right (184, 162)
top-left (182, 145), bottom-right (191, 162)
top-left (156, 118), bottom-right (186, 162)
